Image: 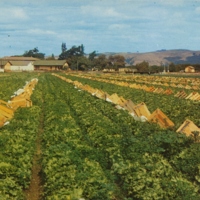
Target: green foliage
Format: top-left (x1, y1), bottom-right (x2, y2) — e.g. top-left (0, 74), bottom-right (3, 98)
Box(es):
top-left (1, 73), bottom-right (199, 199)
top-left (58, 44), bottom-right (91, 70)
top-left (65, 74), bottom-right (199, 126)
top-left (76, 56), bottom-right (91, 70)
top-left (112, 153), bottom-right (199, 199)
top-left (0, 73), bottom-right (41, 198)
top-left (88, 51), bottom-right (97, 61)
top-left (61, 42), bottom-right (67, 53)
top-left (108, 55), bottom-right (125, 69)
top-left (136, 60), bottom-right (149, 72)
top-left (60, 73), bottom-right (200, 198)
top-left (23, 47), bottom-right (45, 59)
top-left (59, 44), bottom-right (84, 60)
top-left (38, 75), bottom-right (118, 199)
top-left (169, 62), bottom-right (176, 72)
top-left (171, 143), bottom-right (200, 183)
top-left (0, 177), bottom-right (24, 199)
top-left (149, 65), bottom-right (162, 73)
top-left (93, 54), bottom-right (108, 70)
top-left (0, 73), bottom-right (34, 101)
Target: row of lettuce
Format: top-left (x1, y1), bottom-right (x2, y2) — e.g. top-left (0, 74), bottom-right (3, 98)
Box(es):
top-left (0, 73), bottom-right (200, 199)
top-left (63, 73), bottom-right (200, 128)
top-left (0, 73), bottom-right (36, 101)
top-left (40, 74), bottom-right (200, 199)
top-left (0, 73), bottom-right (41, 199)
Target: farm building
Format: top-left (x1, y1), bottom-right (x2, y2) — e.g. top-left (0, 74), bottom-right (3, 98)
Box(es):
top-left (0, 57), bottom-right (39, 72)
top-left (185, 66), bottom-right (195, 73)
top-left (1, 56), bottom-right (39, 62)
top-left (33, 60), bottom-right (68, 71)
top-left (0, 60), bottom-right (8, 72)
top-left (4, 61), bottom-right (34, 72)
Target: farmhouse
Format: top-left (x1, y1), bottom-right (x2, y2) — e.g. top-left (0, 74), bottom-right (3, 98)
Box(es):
top-left (4, 61), bottom-right (34, 72)
top-left (33, 60), bottom-right (68, 71)
top-left (0, 57), bottom-right (39, 72)
top-left (185, 66), bottom-right (195, 73)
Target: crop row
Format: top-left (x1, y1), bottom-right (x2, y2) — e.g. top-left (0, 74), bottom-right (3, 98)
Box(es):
top-left (1, 73), bottom-right (200, 199)
top-left (38, 74), bottom-right (199, 199)
top-left (0, 73), bottom-right (41, 199)
top-left (0, 73), bottom-right (37, 101)
top-left (69, 73), bottom-right (200, 102)
top-left (63, 73), bottom-right (200, 128)
top-left (37, 74), bottom-right (121, 199)
top-left (73, 73), bottom-right (200, 88)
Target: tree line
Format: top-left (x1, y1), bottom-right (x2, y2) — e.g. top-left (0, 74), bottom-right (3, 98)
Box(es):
top-left (128, 61), bottom-right (200, 73)
top-left (58, 43), bottom-right (126, 71)
top-left (22, 45), bottom-right (200, 72)
top-left (22, 44), bottom-right (126, 71)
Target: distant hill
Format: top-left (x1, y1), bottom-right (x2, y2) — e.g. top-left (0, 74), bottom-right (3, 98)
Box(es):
top-left (101, 49), bottom-right (200, 66)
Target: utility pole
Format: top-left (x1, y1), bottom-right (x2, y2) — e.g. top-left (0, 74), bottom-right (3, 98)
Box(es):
top-left (163, 64), bottom-right (166, 73)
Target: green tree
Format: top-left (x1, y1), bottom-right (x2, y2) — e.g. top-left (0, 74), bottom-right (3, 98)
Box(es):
top-left (93, 54), bottom-right (108, 70)
top-left (23, 47), bottom-right (45, 59)
top-left (58, 44), bottom-right (87, 70)
top-left (88, 51), bottom-right (97, 61)
top-left (150, 65), bottom-right (161, 73)
top-left (58, 44), bottom-right (85, 60)
top-left (61, 43), bottom-right (67, 53)
top-left (169, 62), bottom-right (176, 72)
top-left (108, 55), bottom-right (125, 69)
top-left (175, 64), bottom-right (184, 72)
top-left (77, 56), bottom-right (91, 70)
top-left (79, 44), bottom-right (84, 56)
top-left (136, 61), bottom-right (149, 73)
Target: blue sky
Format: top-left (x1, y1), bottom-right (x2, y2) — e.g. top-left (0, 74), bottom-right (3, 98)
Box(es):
top-left (0, 0), bottom-right (200, 57)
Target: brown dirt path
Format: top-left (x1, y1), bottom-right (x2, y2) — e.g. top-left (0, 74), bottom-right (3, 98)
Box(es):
top-left (24, 109), bottom-right (44, 199)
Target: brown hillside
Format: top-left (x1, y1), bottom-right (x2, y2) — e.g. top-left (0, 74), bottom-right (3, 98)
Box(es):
top-left (106, 50), bottom-right (200, 66)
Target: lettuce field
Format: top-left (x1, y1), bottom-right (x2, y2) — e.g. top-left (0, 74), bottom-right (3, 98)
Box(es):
top-left (0, 72), bottom-right (200, 200)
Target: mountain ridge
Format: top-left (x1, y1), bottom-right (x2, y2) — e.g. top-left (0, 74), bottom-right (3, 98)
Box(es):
top-left (100, 49), bottom-right (200, 66)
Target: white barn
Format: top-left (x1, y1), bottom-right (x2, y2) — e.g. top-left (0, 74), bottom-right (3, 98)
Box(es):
top-left (4, 61), bottom-right (34, 72)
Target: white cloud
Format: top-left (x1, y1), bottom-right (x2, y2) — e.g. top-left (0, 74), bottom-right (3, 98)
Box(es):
top-left (108, 24), bottom-right (131, 30)
top-left (195, 6), bottom-right (200, 13)
top-left (12, 8), bottom-right (28, 19)
top-left (0, 7), bottom-right (28, 21)
top-left (155, 0), bottom-right (186, 6)
top-left (80, 5), bottom-right (128, 19)
top-left (27, 29), bottom-right (56, 35)
top-left (104, 8), bottom-right (122, 17)
top-left (0, 0), bottom-right (200, 57)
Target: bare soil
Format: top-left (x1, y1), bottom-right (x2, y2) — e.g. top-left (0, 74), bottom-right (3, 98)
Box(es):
top-left (24, 110), bottom-right (44, 199)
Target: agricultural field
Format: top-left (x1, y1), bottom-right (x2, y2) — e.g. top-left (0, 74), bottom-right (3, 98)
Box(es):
top-left (0, 72), bottom-right (200, 199)
top-left (63, 72), bottom-right (200, 128)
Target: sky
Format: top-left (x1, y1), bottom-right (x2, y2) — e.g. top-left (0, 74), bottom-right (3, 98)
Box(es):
top-left (0, 0), bottom-right (200, 57)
